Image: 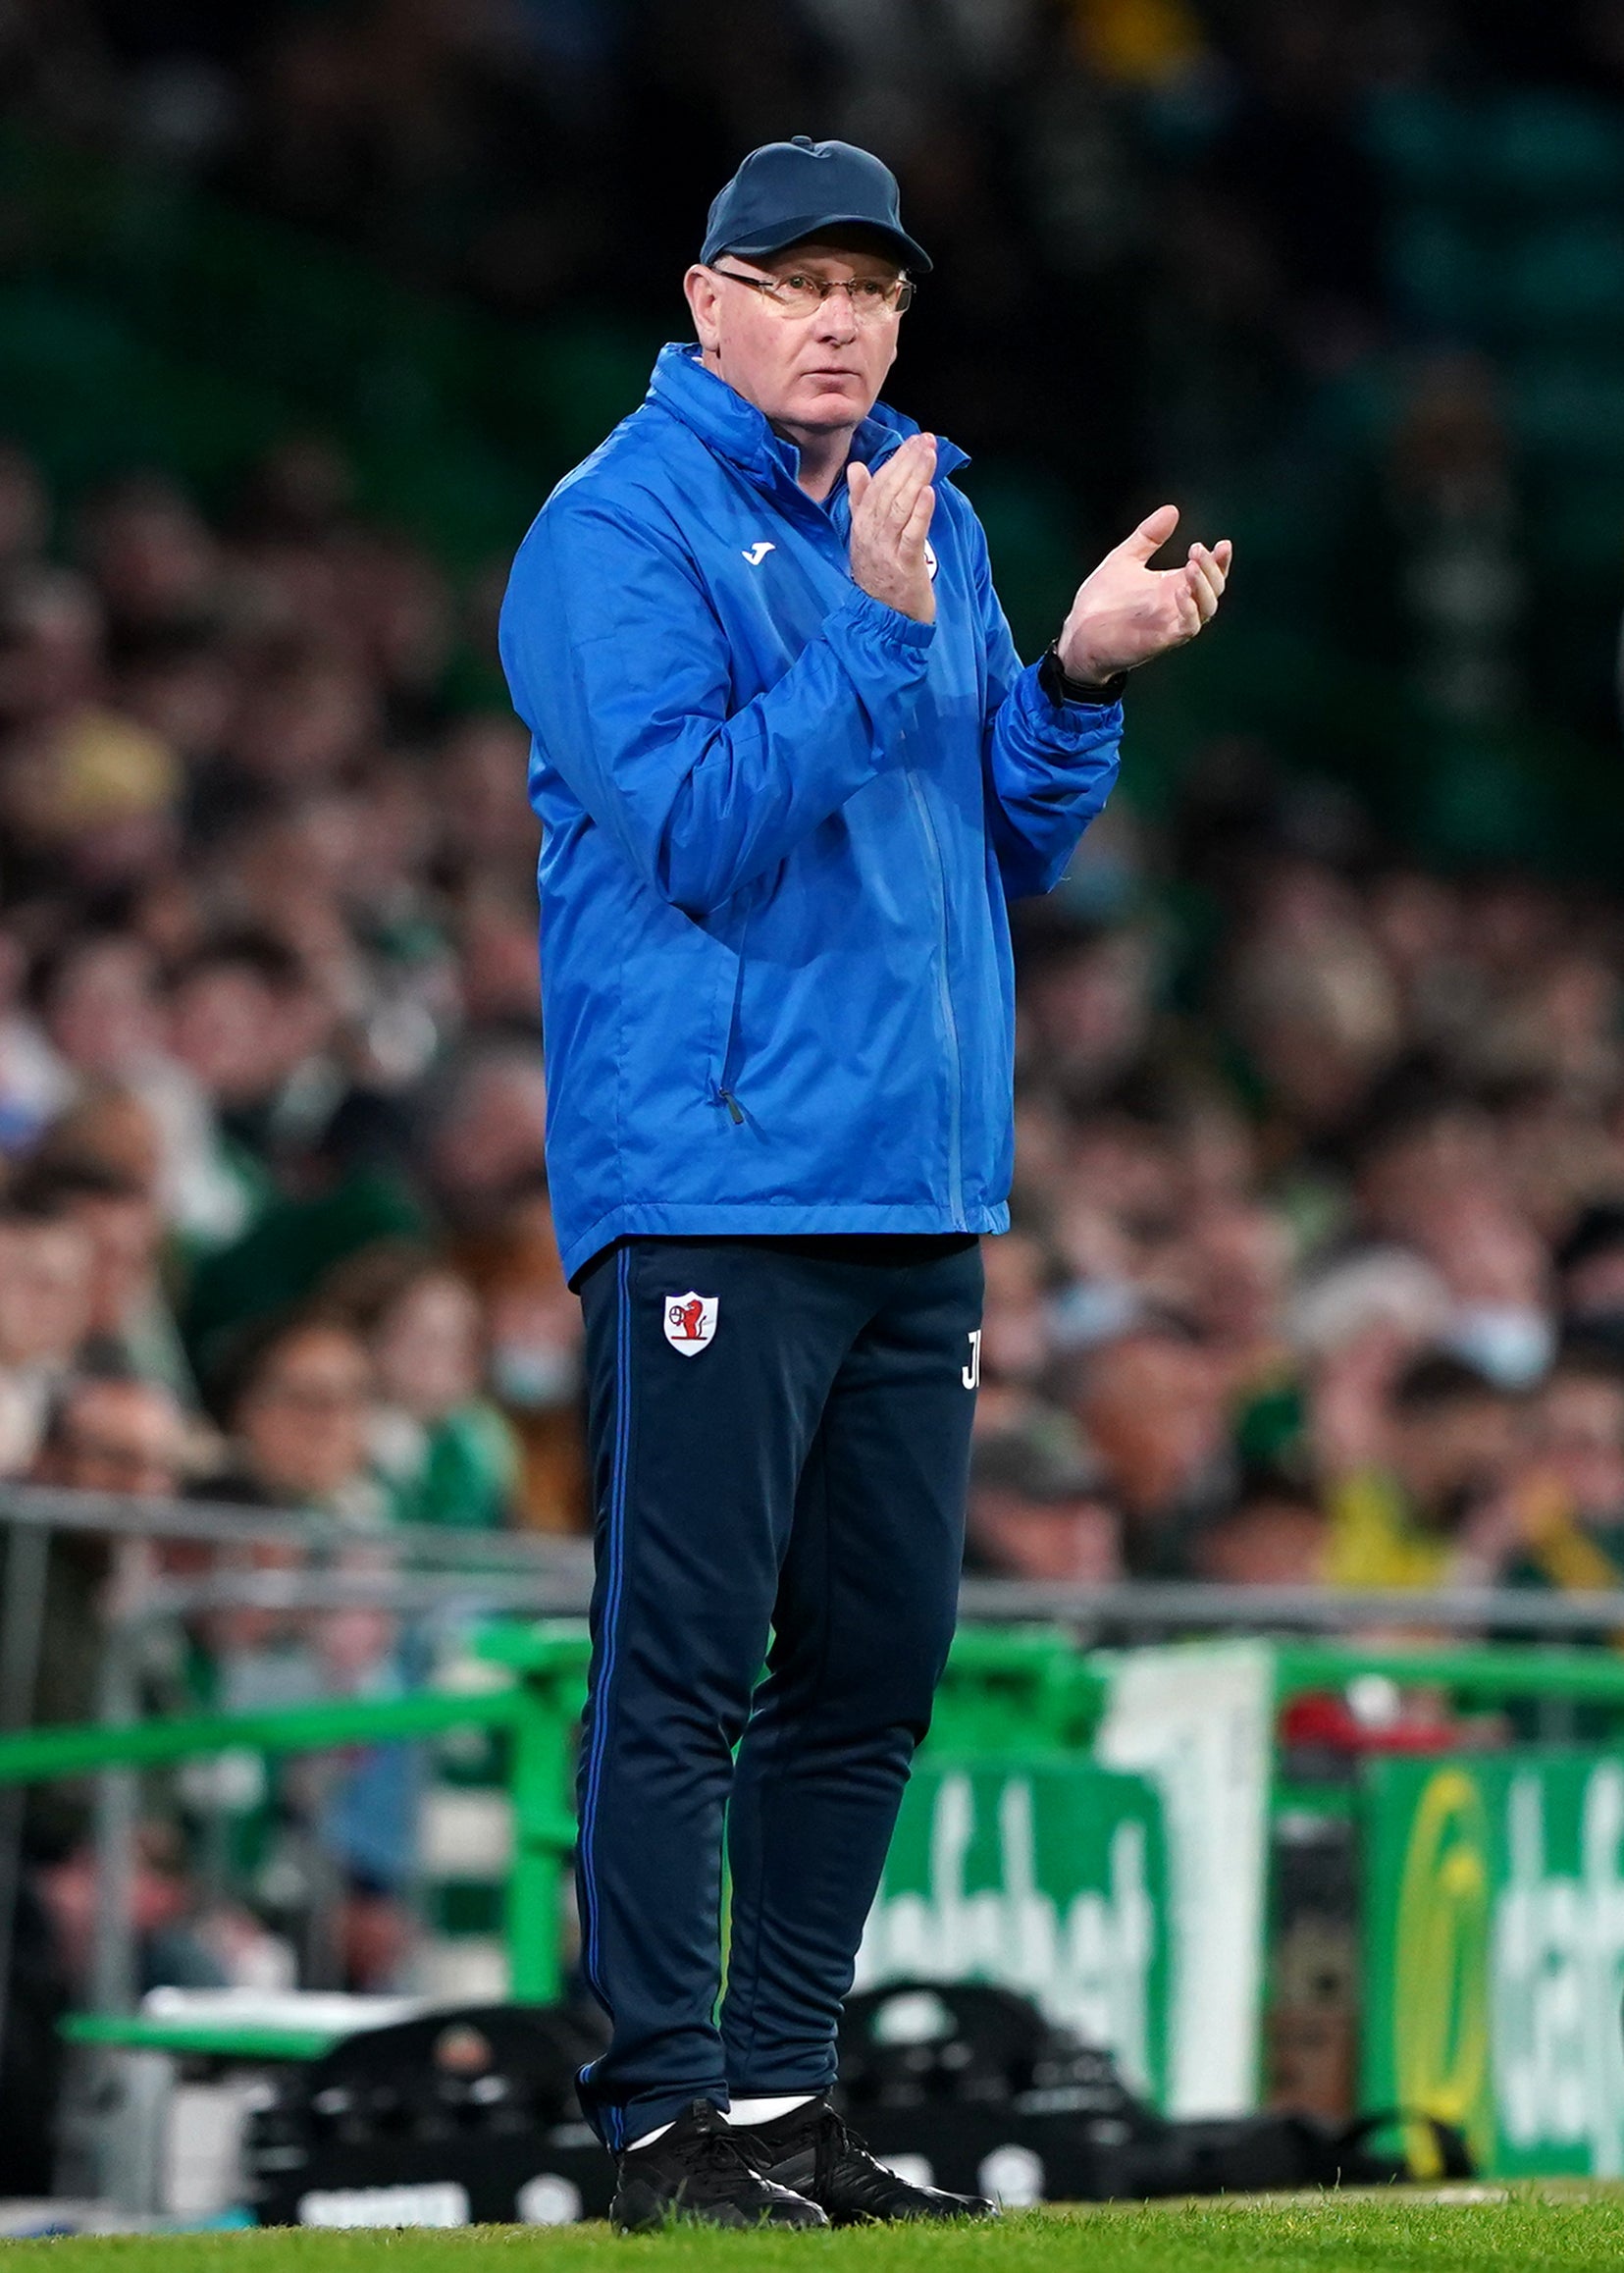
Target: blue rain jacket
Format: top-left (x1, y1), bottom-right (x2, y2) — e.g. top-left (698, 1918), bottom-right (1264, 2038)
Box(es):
top-left (499, 344), bottom-right (1123, 1283)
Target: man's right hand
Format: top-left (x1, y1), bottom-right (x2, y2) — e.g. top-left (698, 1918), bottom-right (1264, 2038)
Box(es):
top-left (847, 433), bottom-right (937, 625)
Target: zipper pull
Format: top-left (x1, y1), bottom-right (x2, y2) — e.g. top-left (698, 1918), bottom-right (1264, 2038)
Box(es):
top-left (718, 1091), bottom-right (744, 1125)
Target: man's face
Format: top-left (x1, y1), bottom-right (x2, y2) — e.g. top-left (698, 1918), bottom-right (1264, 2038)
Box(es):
top-left (1535, 1374), bottom-right (1624, 1519)
top-left (0, 1219), bottom-right (93, 1368)
top-left (1391, 1393), bottom-right (1517, 1523)
top-left (169, 962), bottom-right (315, 1108)
top-left (686, 238), bottom-right (905, 439)
top-left (236, 1325), bottom-right (374, 1502)
top-left (969, 1490), bottom-right (1123, 1583)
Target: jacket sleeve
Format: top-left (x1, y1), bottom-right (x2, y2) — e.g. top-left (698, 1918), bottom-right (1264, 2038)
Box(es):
top-left (498, 491), bottom-right (936, 917)
top-left (969, 509), bottom-right (1123, 901)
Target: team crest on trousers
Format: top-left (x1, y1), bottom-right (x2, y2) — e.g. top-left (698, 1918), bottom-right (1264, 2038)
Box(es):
top-left (663, 1292), bottom-right (718, 1356)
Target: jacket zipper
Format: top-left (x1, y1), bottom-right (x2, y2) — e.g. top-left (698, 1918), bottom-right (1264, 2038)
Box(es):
top-left (904, 771), bottom-right (965, 1220)
top-left (714, 910), bottom-right (752, 1125)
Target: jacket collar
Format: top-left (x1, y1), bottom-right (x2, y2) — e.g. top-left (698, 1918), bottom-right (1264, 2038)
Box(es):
top-left (646, 343), bottom-right (969, 499)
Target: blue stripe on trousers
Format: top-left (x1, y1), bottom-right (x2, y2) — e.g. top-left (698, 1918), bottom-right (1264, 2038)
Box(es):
top-left (575, 1244), bottom-right (633, 2148)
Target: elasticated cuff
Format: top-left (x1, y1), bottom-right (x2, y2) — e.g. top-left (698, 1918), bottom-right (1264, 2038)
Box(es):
top-left (836, 585), bottom-right (937, 650)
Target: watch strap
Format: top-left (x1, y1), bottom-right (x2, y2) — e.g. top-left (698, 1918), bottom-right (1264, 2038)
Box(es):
top-left (1039, 641), bottom-right (1127, 708)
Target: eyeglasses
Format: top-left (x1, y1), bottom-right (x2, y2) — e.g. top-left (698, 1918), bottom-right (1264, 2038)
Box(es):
top-left (711, 267), bottom-right (915, 321)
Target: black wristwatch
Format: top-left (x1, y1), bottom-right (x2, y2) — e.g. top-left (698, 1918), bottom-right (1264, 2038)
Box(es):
top-left (1038, 640), bottom-right (1127, 708)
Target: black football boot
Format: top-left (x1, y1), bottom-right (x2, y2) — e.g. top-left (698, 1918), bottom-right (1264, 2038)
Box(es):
top-left (733, 2092), bottom-right (1000, 2225)
top-left (609, 2098), bottom-right (829, 2233)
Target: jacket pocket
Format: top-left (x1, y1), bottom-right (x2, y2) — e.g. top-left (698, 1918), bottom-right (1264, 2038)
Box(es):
top-left (712, 909), bottom-right (752, 1124)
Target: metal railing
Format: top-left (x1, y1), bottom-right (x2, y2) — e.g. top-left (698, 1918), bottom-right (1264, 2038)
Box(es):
top-left (0, 1481), bottom-right (598, 1577)
top-left (0, 1639), bottom-right (589, 2001)
top-left (0, 1486), bottom-right (596, 2097)
top-left (11, 1481), bottom-right (1624, 2124)
top-left (0, 1615), bottom-right (591, 2209)
top-left (956, 1576), bottom-right (1624, 1633)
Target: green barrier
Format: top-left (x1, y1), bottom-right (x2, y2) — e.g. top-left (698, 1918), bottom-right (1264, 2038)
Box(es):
top-left (15, 1617), bottom-right (1624, 2143)
top-left (1275, 1642), bottom-right (1624, 1710)
top-left (60, 2015), bottom-right (352, 2063)
top-left (1275, 1647), bottom-right (1624, 2172)
top-left (915, 1624), bottom-right (1103, 1755)
top-left (1080, 1638), bottom-right (1624, 2124)
top-left (1362, 1747), bottom-right (1624, 2178)
top-left (857, 1755), bottom-right (1170, 2102)
top-left (0, 1620), bottom-right (592, 2006)
top-left (0, 1619), bottom-right (1105, 2021)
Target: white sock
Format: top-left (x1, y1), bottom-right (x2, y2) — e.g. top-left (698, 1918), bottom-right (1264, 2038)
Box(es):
top-left (727, 2094), bottom-right (816, 2126)
top-left (627, 2121), bottom-right (673, 2150)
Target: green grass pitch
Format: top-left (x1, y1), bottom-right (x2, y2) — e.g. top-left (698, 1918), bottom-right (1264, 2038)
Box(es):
top-left (5, 2192), bottom-right (1623, 2273)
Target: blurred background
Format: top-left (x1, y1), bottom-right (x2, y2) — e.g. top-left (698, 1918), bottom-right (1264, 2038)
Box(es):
top-left (8, 0), bottom-right (1624, 2215)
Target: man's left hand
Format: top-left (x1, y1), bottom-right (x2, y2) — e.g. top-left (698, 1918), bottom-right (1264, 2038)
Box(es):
top-left (1056, 503), bottom-right (1231, 685)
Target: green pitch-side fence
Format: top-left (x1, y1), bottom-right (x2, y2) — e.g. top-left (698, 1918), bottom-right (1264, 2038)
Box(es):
top-left (7, 1625), bottom-right (1624, 2174)
top-left (0, 1621), bottom-right (590, 2005)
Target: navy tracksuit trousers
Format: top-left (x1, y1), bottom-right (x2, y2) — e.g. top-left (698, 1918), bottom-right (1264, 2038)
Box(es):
top-left (571, 1232), bottom-right (983, 2147)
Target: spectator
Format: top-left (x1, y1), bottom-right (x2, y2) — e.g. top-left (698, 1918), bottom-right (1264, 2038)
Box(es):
top-left (0, 923), bottom-right (64, 1155)
top-left (1505, 1344), bottom-right (1624, 1595)
top-left (0, 1200), bottom-right (94, 1473)
top-left (320, 1241), bottom-right (519, 1529)
top-left (37, 1820), bottom-right (255, 1999)
top-left (459, 1190), bottom-right (589, 1532)
top-left (1065, 1326), bottom-right (1234, 1575)
top-left (1191, 1472), bottom-right (1329, 1587)
top-left (208, 1307), bottom-right (384, 1524)
top-left (163, 927), bottom-right (327, 1242)
top-left (436, 714), bottom-right (540, 898)
top-left (1555, 1203), bottom-right (1624, 1358)
top-left (966, 1420), bottom-right (1124, 1583)
top-left (419, 1037), bottom-right (550, 1236)
top-left (27, 926), bottom-right (229, 1244)
top-left (1018, 925), bottom-right (1156, 1106)
top-left (980, 1228), bottom-right (1061, 1390)
top-left (77, 474), bottom-right (221, 651)
top-left (199, 1308), bottom-right (416, 1974)
top-left (28, 1369), bottom-right (192, 1727)
top-left (1321, 1351), bottom-right (1523, 1590)
top-left (0, 566), bottom-right (181, 894)
top-left (1179, 1200), bottom-right (1293, 1398)
top-left (8, 1154), bottom-right (193, 1396)
top-left (27, 1080), bottom-right (167, 1195)
top-left (33, 1364), bottom-right (190, 1500)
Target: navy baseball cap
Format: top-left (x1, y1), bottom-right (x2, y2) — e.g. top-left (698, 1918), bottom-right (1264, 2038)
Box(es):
top-left (700, 135), bottom-right (931, 275)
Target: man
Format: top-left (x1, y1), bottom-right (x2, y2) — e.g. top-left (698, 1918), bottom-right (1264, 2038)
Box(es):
top-left (1504, 1342), bottom-right (1624, 1595)
top-left (500, 136), bottom-right (1229, 2230)
top-left (0, 1197), bottom-right (93, 1473)
top-left (9, 1153), bottom-right (192, 1397)
top-left (965, 1421), bottom-right (1125, 1583)
top-left (1322, 1350), bottom-right (1521, 1589)
top-left (29, 1368), bottom-right (190, 1727)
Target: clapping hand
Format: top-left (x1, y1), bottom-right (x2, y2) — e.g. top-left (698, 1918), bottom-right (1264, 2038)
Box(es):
top-left (848, 433), bottom-right (937, 626)
top-left (1057, 503), bottom-right (1231, 684)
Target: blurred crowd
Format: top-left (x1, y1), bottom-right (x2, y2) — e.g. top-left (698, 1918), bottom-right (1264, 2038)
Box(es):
top-left (0, 436), bottom-right (585, 1540)
top-left (5, 427), bottom-right (1624, 1623)
top-left (971, 785), bottom-right (1624, 1608)
top-left (10, 423), bottom-right (1624, 2064)
top-left (0, 435), bottom-right (585, 2051)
